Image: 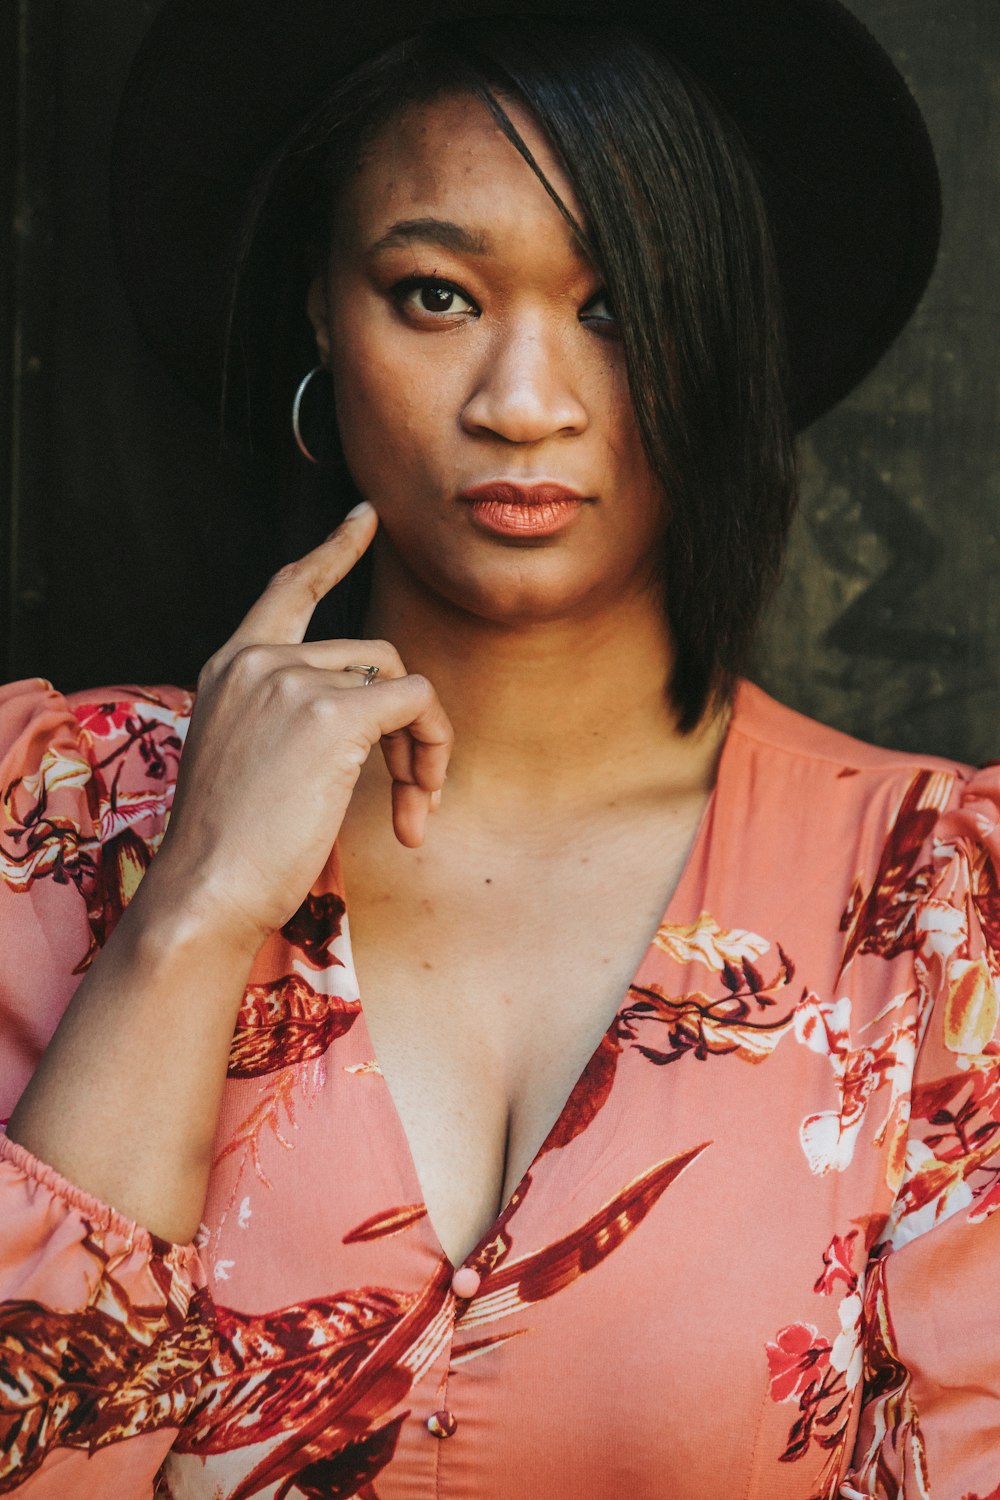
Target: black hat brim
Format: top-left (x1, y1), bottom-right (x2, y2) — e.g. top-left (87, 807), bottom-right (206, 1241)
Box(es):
top-left (111, 0), bottom-right (941, 438)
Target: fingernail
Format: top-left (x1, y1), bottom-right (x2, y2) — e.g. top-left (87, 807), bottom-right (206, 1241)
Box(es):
top-left (430, 789), bottom-right (442, 811)
top-left (345, 500), bottom-right (374, 521)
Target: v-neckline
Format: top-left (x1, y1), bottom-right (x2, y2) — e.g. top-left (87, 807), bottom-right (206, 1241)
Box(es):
top-left (337, 687), bottom-right (743, 1274)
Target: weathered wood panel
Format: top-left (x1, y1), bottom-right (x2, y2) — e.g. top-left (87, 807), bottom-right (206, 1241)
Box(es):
top-left (754, 0), bottom-right (1000, 761)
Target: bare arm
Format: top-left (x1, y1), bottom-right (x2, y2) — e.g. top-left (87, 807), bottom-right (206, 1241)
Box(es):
top-left (5, 877), bottom-right (258, 1244)
top-left (5, 503), bottom-right (452, 1243)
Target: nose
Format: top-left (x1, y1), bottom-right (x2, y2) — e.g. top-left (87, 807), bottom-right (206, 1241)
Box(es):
top-left (461, 317), bottom-right (588, 444)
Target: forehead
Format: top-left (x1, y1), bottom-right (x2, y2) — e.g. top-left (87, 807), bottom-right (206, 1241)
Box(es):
top-left (335, 90), bottom-right (587, 254)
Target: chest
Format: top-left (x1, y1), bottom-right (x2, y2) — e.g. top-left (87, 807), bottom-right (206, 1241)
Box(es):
top-left (196, 816), bottom-right (883, 1500)
top-left (193, 729), bottom-right (909, 1500)
top-left (337, 784), bottom-right (710, 1266)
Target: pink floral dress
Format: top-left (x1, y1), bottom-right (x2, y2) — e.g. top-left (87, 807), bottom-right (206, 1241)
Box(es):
top-left (0, 676), bottom-right (997, 1499)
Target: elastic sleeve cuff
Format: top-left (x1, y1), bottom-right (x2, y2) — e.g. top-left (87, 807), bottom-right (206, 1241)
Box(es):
top-left (0, 1130), bottom-right (202, 1273)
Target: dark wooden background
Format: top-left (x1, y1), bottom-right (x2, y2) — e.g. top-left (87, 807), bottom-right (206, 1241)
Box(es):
top-left (2, 0), bottom-right (998, 763)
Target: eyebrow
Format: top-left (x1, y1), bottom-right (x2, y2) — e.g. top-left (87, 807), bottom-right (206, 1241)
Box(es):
top-left (367, 218), bottom-right (491, 257)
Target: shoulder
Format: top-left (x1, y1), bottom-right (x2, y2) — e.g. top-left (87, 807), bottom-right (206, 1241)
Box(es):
top-left (0, 675), bottom-right (194, 886)
top-left (64, 681), bottom-right (195, 757)
top-left (728, 679), bottom-right (969, 782)
top-left (725, 678), bottom-right (988, 840)
top-left (0, 676), bottom-right (194, 925)
top-left (0, 680), bottom-right (195, 1117)
top-left (729, 681), bottom-right (999, 1050)
top-left (0, 677), bottom-right (194, 773)
top-left (723, 680), bottom-right (998, 920)
top-left (0, 677), bottom-right (194, 871)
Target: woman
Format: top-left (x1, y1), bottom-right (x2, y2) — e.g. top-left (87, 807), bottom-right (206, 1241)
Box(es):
top-left (0, 1), bottom-right (997, 1496)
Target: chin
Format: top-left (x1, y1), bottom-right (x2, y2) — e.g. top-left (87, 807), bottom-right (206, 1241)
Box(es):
top-left (421, 554), bottom-right (628, 627)
top-left (373, 518), bottom-right (651, 628)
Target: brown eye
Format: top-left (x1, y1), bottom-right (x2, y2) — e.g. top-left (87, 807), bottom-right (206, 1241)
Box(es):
top-left (581, 290), bottom-right (618, 326)
top-left (417, 285), bottom-right (460, 313)
top-left (392, 276), bottom-right (478, 319)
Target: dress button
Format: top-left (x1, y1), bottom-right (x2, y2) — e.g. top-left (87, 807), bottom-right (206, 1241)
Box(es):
top-left (450, 1265), bottom-right (481, 1299)
top-left (427, 1409), bottom-right (458, 1438)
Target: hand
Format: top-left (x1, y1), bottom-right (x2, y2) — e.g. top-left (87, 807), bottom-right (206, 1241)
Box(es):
top-left (144, 502), bottom-right (453, 955)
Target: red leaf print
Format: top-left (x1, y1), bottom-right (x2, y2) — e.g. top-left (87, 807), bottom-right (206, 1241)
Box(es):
top-left (474, 1143), bottom-right (710, 1311)
top-left (970, 1169), bottom-right (1000, 1223)
top-left (839, 771), bottom-right (941, 968)
top-left (74, 701), bottom-right (134, 737)
top-left (857, 1211), bottom-right (890, 1252)
top-left (81, 826), bottom-right (152, 963)
top-left (742, 958), bottom-right (765, 993)
top-left (538, 1032), bottom-right (620, 1155)
top-left (274, 1410), bottom-right (407, 1500)
top-left (847, 1255), bottom-right (930, 1496)
top-left (621, 980), bottom-right (797, 1065)
top-left (911, 1069), bottom-right (986, 1122)
top-left (281, 891), bottom-right (347, 968)
top-left (765, 1323), bottom-right (832, 1404)
top-left (0, 783), bottom-right (99, 899)
top-left (813, 1231), bottom-right (859, 1297)
top-left (0, 1276), bottom-right (213, 1493)
top-left (176, 1289), bottom-right (414, 1460)
top-left (343, 1204), bottom-right (428, 1244)
top-left (228, 975), bottom-right (360, 1077)
top-left (194, 1148), bottom-right (710, 1497)
top-left (449, 1329), bottom-right (527, 1366)
top-left (223, 1268), bottom-right (455, 1500)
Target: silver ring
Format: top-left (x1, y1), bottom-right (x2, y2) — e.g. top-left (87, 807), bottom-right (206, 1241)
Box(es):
top-left (343, 664), bottom-right (380, 687)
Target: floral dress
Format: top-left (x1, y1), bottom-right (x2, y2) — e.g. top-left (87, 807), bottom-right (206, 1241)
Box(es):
top-left (0, 676), bottom-right (997, 1499)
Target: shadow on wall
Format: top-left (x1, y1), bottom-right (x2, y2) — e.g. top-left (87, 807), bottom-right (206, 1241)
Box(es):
top-left (754, 0), bottom-right (1000, 764)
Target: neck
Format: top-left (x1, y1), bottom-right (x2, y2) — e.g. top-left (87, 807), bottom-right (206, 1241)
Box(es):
top-left (364, 552), bottom-right (727, 809)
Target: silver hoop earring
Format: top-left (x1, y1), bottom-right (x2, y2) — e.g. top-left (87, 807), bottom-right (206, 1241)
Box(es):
top-left (292, 364), bottom-right (327, 464)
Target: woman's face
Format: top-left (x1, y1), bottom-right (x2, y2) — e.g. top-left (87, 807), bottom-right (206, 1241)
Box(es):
top-left (308, 89), bottom-right (667, 627)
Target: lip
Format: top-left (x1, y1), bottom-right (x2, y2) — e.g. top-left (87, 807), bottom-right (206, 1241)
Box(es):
top-left (459, 481), bottom-right (588, 539)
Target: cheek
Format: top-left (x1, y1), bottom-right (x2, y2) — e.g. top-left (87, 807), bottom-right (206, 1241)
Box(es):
top-left (604, 377), bottom-right (665, 522)
top-left (328, 304), bottom-right (455, 494)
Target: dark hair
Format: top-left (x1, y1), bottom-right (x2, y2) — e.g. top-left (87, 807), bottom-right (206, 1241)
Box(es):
top-left (230, 18), bottom-right (797, 730)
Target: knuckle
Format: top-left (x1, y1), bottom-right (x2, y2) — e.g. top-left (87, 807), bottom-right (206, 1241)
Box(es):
top-left (267, 663), bottom-right (311, 705)
top-left (276, 674), bottom-right (346, 729)
top-left (303, 689), bottom-right (341, 723)
top-left (269, 559), bottom-right (307, 590)
top-left (228, 643), bottom-right (272, 684)
top-left (270, 559), bottom-right (326, 604)
top-left (369, 639), bottom-right (403, 670)
top-left (337, 734), bottom-right (372, 772)
top-left (197, 652), bottom-right (224, 692)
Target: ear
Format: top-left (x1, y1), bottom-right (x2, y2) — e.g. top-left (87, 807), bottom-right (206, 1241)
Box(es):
top-left (306, 272), bottom-right (332, 366)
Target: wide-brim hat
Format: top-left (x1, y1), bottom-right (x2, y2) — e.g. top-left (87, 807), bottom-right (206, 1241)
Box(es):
top-left (111, 0), bottom-right (941, 439)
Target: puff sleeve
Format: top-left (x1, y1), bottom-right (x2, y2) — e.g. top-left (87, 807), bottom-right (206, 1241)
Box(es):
top-left (842, 768), bottom-right (1000, 1498)
top-left (0, 678), bottom-right (215, 1496)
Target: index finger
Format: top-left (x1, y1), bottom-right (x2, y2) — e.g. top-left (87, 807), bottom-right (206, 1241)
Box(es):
top-left (228, 501), bottom-right (378, 649)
